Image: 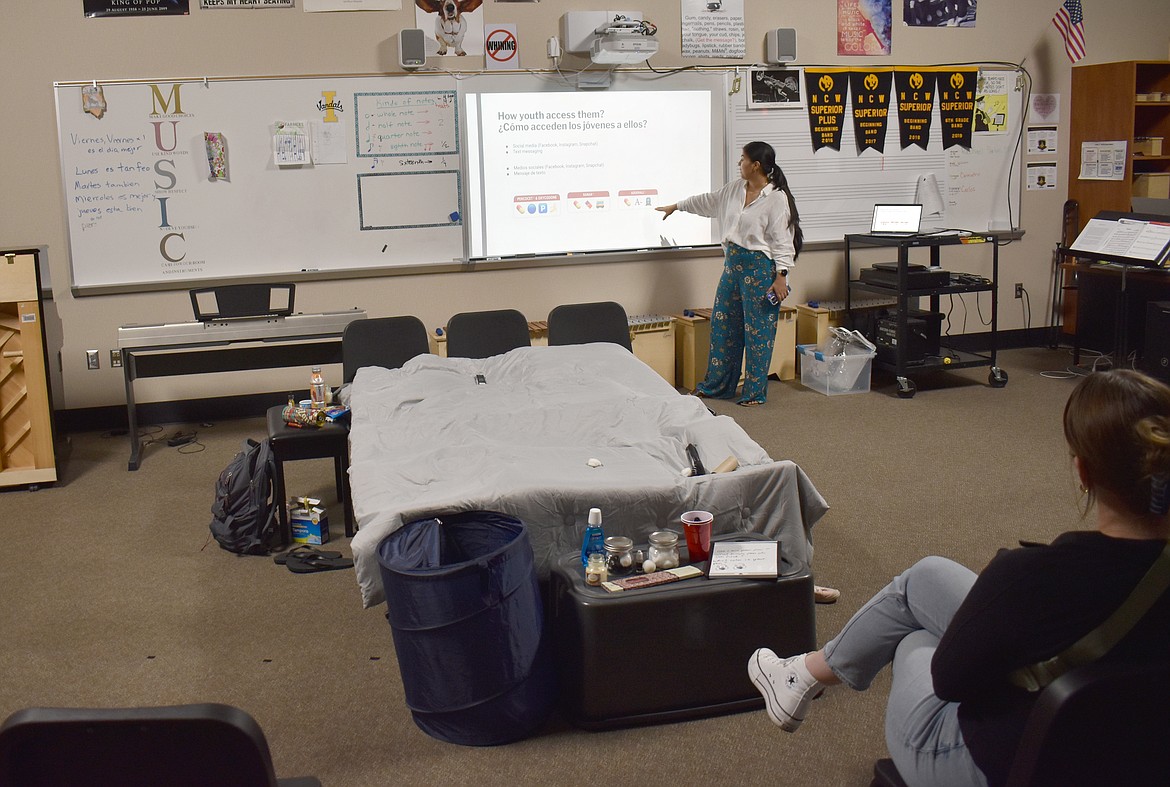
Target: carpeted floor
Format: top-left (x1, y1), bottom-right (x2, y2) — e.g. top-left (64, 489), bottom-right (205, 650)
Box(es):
top-left (0, 347), bottom-right (1087, 785)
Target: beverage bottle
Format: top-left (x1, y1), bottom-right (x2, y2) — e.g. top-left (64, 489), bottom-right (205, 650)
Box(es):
top-left (309, 366), bottom-right (326, 410)
top-left (580, 507), bottom-right (605, 568)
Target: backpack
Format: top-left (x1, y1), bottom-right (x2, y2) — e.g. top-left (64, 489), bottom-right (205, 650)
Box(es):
top-left (209, 438), bottom-right (278, 555)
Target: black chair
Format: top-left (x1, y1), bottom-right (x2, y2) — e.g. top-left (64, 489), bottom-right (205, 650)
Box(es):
top-left (547, 301), bottom-right (633, 351)
top-left (871, 661), bottom-right (1170, 787)
top-left (0, 703), bottom-right (320, 787)
top-left (445, 308), bottom-right (531, 359)
top-left (266, 316), bottom-right (430, 544)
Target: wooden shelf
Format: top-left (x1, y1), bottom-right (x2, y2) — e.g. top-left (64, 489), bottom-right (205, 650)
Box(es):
top-left (1070, 61), bottom-right (1170, 230)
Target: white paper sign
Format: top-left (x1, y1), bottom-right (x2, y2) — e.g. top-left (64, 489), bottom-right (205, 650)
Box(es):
top-left (681, 0), bottom-right (745, 59)
top-left (1027, 126), bottom-right (1058, 155)
top-left (1026, 161), bottom-right (1057, 190)
top-left (200, 0), bottom-right (295, 8)
top-left (1078, 141), bottom-right (1128, 181)
top-left (484, 24), bottom-right (519, 71)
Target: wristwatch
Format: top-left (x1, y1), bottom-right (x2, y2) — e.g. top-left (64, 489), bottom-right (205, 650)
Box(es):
top-left (777, 268), bottom-right (788, 277)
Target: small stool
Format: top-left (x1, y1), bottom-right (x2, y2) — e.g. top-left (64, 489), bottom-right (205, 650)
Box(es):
top-left (265, 406), bottom-right (354, 545)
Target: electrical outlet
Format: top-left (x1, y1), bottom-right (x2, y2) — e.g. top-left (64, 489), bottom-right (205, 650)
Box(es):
top-left (1014, 283), bottom-right (1023, 299)
top-left (110, 349), bottom-right (123, 368)
top-left (85, 349), bottom-right (99, 370)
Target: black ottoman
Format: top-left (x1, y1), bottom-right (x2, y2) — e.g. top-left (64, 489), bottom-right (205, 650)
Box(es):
top-left (548, 533), bottom-right (816, 730)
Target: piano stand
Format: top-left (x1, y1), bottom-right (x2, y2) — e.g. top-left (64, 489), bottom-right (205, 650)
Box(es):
top-left (119, 310), bottom-right (365, 470)
top-left (123, 336), bottom-right (345, 471)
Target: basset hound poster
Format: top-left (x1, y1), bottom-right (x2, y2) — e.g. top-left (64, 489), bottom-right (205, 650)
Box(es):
top-left (415, 0), bottom-right (485, 57)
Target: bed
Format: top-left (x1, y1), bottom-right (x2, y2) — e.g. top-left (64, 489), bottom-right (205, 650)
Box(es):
top-left (345, 343), bottom-right (828, 608)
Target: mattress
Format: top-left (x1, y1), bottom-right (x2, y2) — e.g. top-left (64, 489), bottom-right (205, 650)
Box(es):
top-left (345, 343), bottom-right (828, 607)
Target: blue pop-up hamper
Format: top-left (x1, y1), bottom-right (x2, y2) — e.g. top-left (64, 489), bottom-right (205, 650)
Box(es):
top-left (377, 511), bottom-right (556, 746)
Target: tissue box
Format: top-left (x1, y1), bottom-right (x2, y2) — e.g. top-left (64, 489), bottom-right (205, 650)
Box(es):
top-left (289, 498), bottom-right (330, 544)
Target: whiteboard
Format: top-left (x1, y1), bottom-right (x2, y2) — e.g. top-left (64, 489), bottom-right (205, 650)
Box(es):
top-left (55, 75), bottom-right (464, 291)
top-left (55, 67), bottom-right (1023, 292)
top-left (728, 68), bottom-right (1023, 242)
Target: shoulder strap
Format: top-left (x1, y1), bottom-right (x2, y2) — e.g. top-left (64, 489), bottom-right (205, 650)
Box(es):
top-left (1010, 539), bottom-right (1170, 692)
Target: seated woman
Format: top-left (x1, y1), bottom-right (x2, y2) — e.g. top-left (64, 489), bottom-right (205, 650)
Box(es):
top-left (748, 369), bottom-right (1170, 787)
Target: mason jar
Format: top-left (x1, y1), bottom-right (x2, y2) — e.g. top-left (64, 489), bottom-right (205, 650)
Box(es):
top-left (603, 535), bottom-right (635, 576)
top-left (647, 530), bottom-right (680, 570)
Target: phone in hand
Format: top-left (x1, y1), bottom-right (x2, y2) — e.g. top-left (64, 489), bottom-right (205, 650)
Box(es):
top-left (764, 289), bottom-right (780, 306)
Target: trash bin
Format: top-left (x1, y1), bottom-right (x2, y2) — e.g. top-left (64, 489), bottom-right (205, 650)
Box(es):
top-left (377, 511), bottom-right (556, 746)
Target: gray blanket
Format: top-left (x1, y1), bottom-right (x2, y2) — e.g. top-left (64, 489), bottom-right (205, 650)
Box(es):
top-left (346, 343), bottom-right (828, 607)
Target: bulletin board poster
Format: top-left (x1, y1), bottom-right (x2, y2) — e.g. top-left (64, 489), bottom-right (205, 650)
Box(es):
top-left (84, 0), bottom-right (190, 17)
top-left (838, 0), bottom-right (891, 56)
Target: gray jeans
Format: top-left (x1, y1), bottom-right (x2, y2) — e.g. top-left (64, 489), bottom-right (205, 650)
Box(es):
top-left (822, 556), bottom-right (989, 787)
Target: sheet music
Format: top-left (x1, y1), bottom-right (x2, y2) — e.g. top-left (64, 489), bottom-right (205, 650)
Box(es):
top-left (1070, 218), bottom-right (1170, 263)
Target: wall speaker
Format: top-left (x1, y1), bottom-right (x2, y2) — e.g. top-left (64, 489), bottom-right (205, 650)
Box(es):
top-left (765, 28), bottom-right (797, 64)
top-left (398, 28), bottom-right (427, 70)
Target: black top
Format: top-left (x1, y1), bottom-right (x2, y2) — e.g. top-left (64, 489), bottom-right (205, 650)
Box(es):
top-left (932, 531), bottom-right (1170, 786)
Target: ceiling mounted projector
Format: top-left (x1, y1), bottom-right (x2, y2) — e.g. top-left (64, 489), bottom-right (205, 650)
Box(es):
top-left (590, 32), bottom-right (658, 64)
top-left (561, 12), bottom-right (657, 64)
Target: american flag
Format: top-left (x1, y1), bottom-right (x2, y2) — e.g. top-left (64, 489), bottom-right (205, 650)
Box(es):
top-left (1053, 0), bottom-right (1086, 63)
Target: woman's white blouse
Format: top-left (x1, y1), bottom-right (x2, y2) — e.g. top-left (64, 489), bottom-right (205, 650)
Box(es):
top-left (677, 181), bottom-right (796, 271)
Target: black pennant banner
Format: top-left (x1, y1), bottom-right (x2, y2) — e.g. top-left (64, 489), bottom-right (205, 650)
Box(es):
top-left (804, 70), bottom-right (849, 152)
top-left (848, 70), bottom-right (892, 153)
top-left (938, 69), bottom-right (978, 150)
top-left (893, 69), bottom-right (936, 150)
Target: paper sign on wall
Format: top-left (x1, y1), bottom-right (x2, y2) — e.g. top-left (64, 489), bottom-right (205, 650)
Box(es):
top-left (484, 24), bottom-right (519, 71)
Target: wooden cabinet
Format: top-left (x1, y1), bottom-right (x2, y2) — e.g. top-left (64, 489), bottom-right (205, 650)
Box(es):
top-left (0, 250), bottom-right (57, 488)
top-left (1069, 61), bottom-right (1170, 231)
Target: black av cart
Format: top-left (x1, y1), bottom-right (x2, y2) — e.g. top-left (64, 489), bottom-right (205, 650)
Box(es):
top-left (844, 233), bottom-right (1008, 398)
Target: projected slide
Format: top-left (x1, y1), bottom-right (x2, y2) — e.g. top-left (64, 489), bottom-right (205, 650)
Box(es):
top-left (465, 90), bottom-right (716, 259)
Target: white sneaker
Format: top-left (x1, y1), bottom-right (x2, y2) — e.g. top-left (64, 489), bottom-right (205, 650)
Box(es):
top-left (747, 649), bottom-right (822, 732)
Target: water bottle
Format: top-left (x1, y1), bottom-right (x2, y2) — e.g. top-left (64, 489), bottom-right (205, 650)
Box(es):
top-left (310, 366), bottom-right (326, 410)
top-left (580, 507), bottom-right (605, 568)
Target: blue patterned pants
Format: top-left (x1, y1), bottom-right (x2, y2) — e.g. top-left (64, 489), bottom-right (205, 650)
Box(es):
top-left (694, 243), bottom-right (779, 404)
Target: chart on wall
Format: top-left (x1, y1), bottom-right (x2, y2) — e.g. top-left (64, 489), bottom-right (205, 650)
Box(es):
top-left (55, 75), bottom-right (463, 291)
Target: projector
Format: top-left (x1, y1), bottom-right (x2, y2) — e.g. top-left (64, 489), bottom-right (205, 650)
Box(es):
top-left (590, 32), bottom-right (659, 64)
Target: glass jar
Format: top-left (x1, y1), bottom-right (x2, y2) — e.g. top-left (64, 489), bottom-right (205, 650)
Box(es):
top-left (603, 535), bottom-right (635, 576)
top-left (584, 552), bottom-right (608, 586)
top-left (647, 530), bottom-right (680, 570)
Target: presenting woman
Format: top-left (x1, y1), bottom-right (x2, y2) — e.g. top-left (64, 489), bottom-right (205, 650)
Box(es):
top-left (748, 369), bottom-right (1170, 786)
top-left (657, 140), bottom-right (803, 407)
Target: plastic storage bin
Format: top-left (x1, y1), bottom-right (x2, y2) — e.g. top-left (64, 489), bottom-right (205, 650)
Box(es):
top-left (797, 328), bottom-right (877, 396)
top-left (377, 511), bottom-right (555, 746)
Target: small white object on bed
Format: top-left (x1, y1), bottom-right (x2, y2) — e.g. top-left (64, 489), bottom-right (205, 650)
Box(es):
top-left (346, 343), bottom-right (828, 608)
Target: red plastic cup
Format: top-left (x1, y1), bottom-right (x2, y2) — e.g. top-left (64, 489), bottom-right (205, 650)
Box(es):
top-left (681, 510), bottom-right (714, 562)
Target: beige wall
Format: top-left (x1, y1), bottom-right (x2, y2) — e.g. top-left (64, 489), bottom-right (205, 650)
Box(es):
top-left (4, 1), bottom-right (1170, 410)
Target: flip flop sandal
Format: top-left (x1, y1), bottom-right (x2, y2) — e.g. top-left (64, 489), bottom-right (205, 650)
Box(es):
top-left (285, 552), bottom-right (354, 573)
top-left (274, 545), bottom-right (342, 565)
top-left (737, 400), bottom-right (764, 407)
